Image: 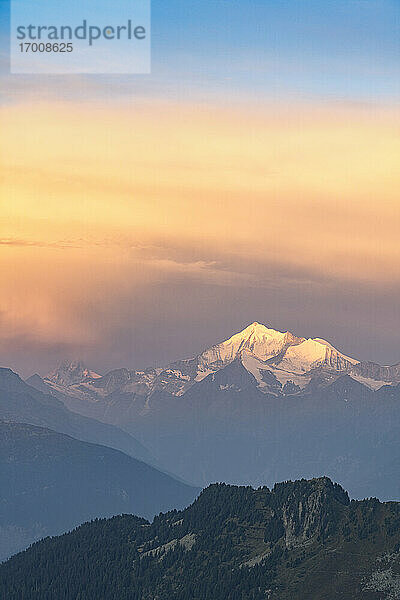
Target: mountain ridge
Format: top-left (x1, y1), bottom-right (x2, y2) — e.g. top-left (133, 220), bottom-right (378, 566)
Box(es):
top-left (37, 323), bottom-right (400, 405)
top-left (0, 421), bottom-right (198, 561)
top-left (22, 323), bottom-right (400, 494)
top-left (2, 476), bottom-right (400, 599)
top-left (46, 359), bottom-right (101, 387)
top-left (0, 367), bottom-right (150, 462)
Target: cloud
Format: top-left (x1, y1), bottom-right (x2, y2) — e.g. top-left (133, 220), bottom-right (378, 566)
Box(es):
top-left (0, 238), bottom-right (83, 249)
top-left (1, 99), bottom-right (399, 376)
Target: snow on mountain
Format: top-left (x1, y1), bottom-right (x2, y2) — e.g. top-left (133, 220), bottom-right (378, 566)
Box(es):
top-left (190, 323), bottom-right (304, 387)
top-left (276, 338), bottom-right (358, 374)
top-left (46, 360), bottom-right (101, 387)
top-left (240, 352), bottom-right (311, 391)
top-left (192, 323), bottom-right (361, 393)
top-left (348, 373), bottom-right (390, 391)
top-left (198, 322), bottom-right (293, 366)
top-left (40, 322), bottom-right (398, 403)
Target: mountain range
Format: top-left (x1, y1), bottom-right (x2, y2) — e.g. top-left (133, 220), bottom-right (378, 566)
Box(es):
top-left (0, 421), bottom-right (198, 562)
top-left (27, 322), bottom-right (400, 498)
top-left (2, 476), bottom-right (400, 599)
top-left (0, 367), bottom-right (150, 462)
top-left (35, 322), bottom-right (400, 402)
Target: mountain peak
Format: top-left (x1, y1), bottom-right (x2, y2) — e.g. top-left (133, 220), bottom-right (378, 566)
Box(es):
top-left (224, 322), bottom-right (289, 349)
top-left (194, 323), bottom-right (360, 392)
top-left (46, 360), bottom-right (101, 387)
top-left (196, 322), bottom-right (297, 369)
top-left (238, 321), bottom-right (285, 336)
top-left (249, 321), bottom-right (270, 330)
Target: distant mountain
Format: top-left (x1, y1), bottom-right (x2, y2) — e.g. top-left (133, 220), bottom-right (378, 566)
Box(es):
top-left (38, 323), bottom-right (400, 406)
top-left (0, 367), bottom-right (150, 462)
top-left (0, 421), bottom-right (199, 562)
top-left (31, 324), bottom-right (400, 498)
top-left (45, 359), bottom-right (101, 387)
top-left (2, 477), bottom-right (400, 599)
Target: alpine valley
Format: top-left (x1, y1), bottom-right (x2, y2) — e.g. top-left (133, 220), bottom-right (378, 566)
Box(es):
top-left (28, 322), bottom-right (400, 499)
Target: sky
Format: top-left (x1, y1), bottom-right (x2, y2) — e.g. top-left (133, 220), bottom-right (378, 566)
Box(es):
top-left (0, 0), bottom-right (400, 376)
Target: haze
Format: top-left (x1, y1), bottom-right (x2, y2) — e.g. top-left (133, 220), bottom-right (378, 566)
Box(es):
top-left (0, 0), bottom-right (399, 376)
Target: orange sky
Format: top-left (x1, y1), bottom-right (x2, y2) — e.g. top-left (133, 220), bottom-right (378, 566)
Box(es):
top-left (1, 99), bottom-right (400, 373)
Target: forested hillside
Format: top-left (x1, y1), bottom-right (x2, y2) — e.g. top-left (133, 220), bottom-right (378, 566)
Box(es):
top-left (2, 477), bottom-right (400, 599)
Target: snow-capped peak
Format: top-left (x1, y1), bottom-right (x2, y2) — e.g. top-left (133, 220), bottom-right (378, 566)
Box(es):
top-left (227, 322), bottom-right (287, 346)
top-left (192, 323), bottom-right (360, 390)
top-left (276, 338), bottom-right (358, 374)
top-left (195, 322), bottom-right (304, 372)
top-left (40, 322), bottom-right (369, 403)
top-left (45, 360), bottom-right (101, 387)
top-left (218, 322), bottom-right (289, 359)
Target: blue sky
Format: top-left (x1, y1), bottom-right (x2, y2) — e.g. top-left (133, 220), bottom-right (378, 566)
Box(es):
top-left (0, 0), bottom-right (399, 102)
